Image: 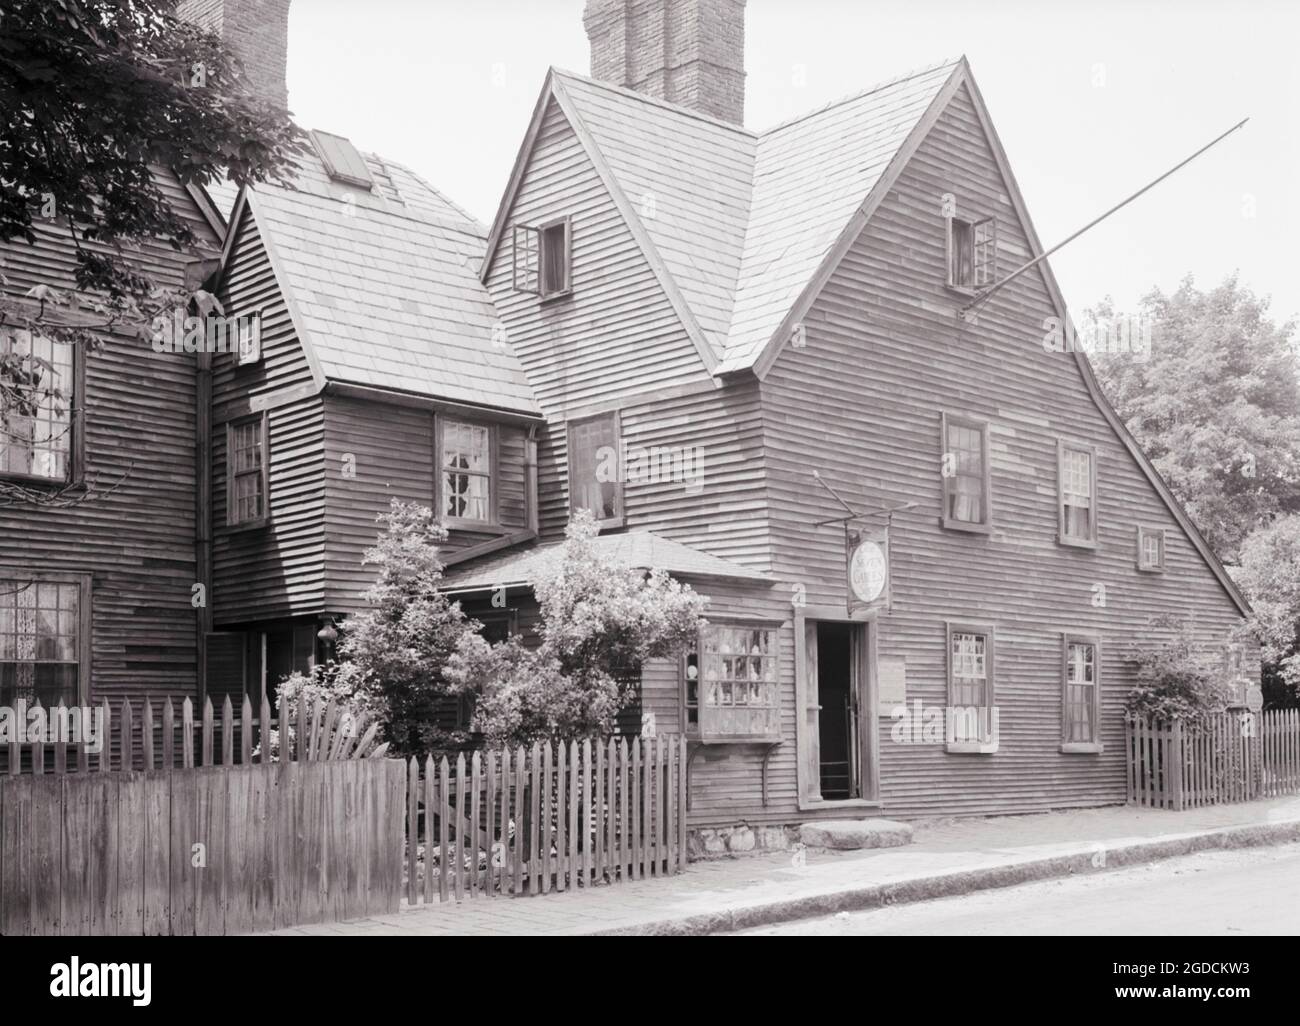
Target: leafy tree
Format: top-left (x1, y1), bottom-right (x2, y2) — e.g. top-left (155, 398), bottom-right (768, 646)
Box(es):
top-left (1091, 276), bottom-right (1300, 561)
top-left (446, 511), bottom-right (708, 746)
top-left (330, 500), bottom-right (476, 756)
top-left (1235, 514), bottom-right (1300, 706)
top-left (0, 0), bottom-right (304, 503)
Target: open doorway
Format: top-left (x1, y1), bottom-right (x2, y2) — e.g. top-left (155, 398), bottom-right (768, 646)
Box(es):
top-left (816, 622), bottom-right (860, 800)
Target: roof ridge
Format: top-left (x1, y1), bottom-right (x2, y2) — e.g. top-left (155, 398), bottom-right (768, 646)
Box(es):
top-left (758, 56), bottom-right (963, 136)
top-left (550, 66), bottom-right (758, 137)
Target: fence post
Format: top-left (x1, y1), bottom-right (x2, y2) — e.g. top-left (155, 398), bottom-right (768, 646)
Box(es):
top-left (1170, 719), bottom-right (1184, 811)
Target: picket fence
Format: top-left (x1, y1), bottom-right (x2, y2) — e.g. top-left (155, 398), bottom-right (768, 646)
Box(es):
top-left (0, 693), bottom-right (388, 775)
top-left (1126, 709), bottom-right (1300, 810)
top-left (404, 735), bottom-right (688, 904)
top-left (0, 697), bottom-right (404, 936)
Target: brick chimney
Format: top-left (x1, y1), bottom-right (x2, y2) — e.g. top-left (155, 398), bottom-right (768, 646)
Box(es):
top-left (176, 0), bottom-right (291, 109)
top-left (583, 0), bottom-right (746, 125)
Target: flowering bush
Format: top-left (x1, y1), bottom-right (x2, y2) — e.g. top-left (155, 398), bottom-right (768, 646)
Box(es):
top-left (446, 511), bottom-right (707, 745)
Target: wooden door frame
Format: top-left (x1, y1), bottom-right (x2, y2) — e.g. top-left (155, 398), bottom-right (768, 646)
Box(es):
top-left (793, 605), bottom-right (881, 811)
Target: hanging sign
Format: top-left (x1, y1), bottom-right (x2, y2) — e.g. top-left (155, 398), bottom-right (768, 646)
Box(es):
top-left (847, 526), bottom-right (890, 614)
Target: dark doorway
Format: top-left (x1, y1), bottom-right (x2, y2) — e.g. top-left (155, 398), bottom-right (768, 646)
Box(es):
top-left (816, 622), bottom-right (859, 800)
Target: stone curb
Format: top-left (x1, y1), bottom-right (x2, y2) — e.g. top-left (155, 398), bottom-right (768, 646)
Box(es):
top-left (590, 818), bottom-right (1300, 936)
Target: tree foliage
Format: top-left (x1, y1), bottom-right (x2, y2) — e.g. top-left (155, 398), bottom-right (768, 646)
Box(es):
top-left (1235, 514), bottom-right (1300, 704)
top-left (446, 511), bottom-right (708, 746)
top-left (0, 0), bottom-right (304, 504)
top-left (328, 501), bottom-right (475, 756)
top-left (1091, 276), bottom-right (1300, 561)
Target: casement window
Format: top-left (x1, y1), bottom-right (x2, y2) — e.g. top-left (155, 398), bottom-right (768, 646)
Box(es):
top-left (513, 216), bottom-right (572, 299)
top-left (236, 313), bottom-right (262, 367)
top-left (1136, 525), bottom-right (1165, 572)
top-left (1061, 634), bottom-right (1103, 752)
top-left (568, 411), bottom-right (623, 526)
top-left (683, 623), bottom-right (780, 743)
top-left (440, 419), bottom-right (493, 524)
top-left (941, 413), bottom-right (991, 531)
top-left (947, 215), bottom-right (996, 290)
top-left (945, 622), bottom-right (997, 752)
top-left (0, 329), bottom-right (78, 484)
top-left (0, 573), bottom-right (90, 708)
top-left (227, 413), bottom-right (269, 527)
top-left (1058, 440), bottom-right (1098, 547)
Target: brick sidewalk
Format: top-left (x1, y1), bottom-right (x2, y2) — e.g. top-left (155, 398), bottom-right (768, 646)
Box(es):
top-left (268, 796), bottom-right (1300, 936)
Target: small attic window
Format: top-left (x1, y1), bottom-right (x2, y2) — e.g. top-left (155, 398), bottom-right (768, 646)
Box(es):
top-left (948, 214), bottom-right (996, 290)
top-left (513, 217), bottom-right (571, 299)
top-left (310, 130), bottom-right (374, 189)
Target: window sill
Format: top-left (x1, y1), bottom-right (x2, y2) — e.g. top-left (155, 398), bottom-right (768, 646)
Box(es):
top-left (441, 519), bottom-right (511, 535)
top-left (946, 741), bottom-right (999, 754)
top-left (1057, 535), bottom-right (1097, 551)
top-left (1136, 564), bottom-right (1165, 574)
top-left (1060, 742), bottom-right (1104, 754)
top-left (0, 471), bottom-right (80, 490)
top-left (942, 517), bottom-right (991, 535)
top-left (797, 796), bottom-right (883, 813)
top-left (944, 283), bottom-right (980, 299)
top-left (221, 517), bottom-right (271, 535)
top-left (540, 289), bottom-right (573, 305)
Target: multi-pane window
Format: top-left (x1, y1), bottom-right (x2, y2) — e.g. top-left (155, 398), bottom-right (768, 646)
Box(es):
top-left (1059, 441), bottom-right (1097, 546)
top-left (1062, 636), bottom-right (1100, 745)
top-left (942, 413), bottom-right (990, 530)
top-left (441, 420), bottom-right (491, 522)
top-left (568, 412), bottom-right (622, 524)
top-left (687, 624), bottom-right (780, 742)
top-left (513, 217), bottom-right (571, 299)
top-left (0, 577), bottom-right (84, 708)
top-left (0, 329), bottom-right (74, 482)
top-left (946, 622), bottom-right (996, 746)
top-left (948, 216), bottom-right (996, 290)
top-left (1137, 525), bottom-right (1165, 571)
top-left (228, 415), bottom-right (268, 526)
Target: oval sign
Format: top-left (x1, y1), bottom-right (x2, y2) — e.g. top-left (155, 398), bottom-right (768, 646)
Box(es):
top-left (849, 539), bottom-right (887, 605)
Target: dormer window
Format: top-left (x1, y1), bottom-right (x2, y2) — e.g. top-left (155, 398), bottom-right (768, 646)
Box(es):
top-left (947, 214), bottom-right (996, 290)
top-left (513, 216), bottom-right (572, 299)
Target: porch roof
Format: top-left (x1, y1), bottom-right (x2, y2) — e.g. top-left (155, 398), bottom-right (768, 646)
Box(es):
top-left (439, 532), bottom-right (772, 594)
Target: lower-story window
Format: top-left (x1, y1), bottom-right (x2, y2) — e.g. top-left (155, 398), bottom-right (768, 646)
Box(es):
top-left (1062, 633), bottom-right (1102, 750)
top-left (945, 621), bottom-right (997, 750)
top-left (683, 622), bottom-right (780, 742)
top-left (0, 573), bottom-right (89, 708)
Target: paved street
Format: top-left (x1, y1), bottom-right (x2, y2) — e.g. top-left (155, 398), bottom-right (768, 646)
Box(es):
top-left (735, 843), bottom-right (1300, 935)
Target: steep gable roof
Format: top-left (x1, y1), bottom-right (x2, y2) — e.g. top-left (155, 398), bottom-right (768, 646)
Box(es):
top-left (481, 61), bottom-right (962, 376)
top-left (221, 143), bottom-right (540, 416)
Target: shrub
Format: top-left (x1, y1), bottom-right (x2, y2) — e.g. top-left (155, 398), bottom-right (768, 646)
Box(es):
top-left (445, 511), bottom-right (708, 746)
top-left (1123, 615), bottom-right (1235, 724)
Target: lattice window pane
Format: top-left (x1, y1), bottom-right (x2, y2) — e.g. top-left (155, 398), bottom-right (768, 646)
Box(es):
top-left (0, 330), bottom-right (73, 481)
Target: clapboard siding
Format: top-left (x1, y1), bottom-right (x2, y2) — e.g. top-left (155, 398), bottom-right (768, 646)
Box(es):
top-left (322, 397), bottom-right (533, 614)
top-left (753, 82), bottom-right (1250, 820)
top-left (210, 204), bottom-right (326, 625)
top-left (0, 171), bottom-right (221, 707)
top-left (484, 98), bottom-right (714, 414)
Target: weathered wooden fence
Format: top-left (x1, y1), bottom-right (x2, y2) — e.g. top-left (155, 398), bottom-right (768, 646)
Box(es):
top-left (1126, 710), bottom-right (1300, 810)
top-left (404, 735), bottom-right (687, 904)
top-left (1, 693), bottom-right (388, 775)
top-left (0, 697), bottom-right (405, 935)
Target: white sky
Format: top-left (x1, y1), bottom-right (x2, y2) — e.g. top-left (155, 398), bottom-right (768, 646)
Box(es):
top-left (285, 0), bottom-right (1300, 325)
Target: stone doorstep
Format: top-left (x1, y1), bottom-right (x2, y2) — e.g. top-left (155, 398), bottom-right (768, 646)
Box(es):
top-left (798, 818), bottom-right (914, 851)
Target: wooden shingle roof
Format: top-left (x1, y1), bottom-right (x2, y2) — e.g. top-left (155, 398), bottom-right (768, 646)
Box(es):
top-left (222, 143), bottom-right (540, 415)
top-left (486, 60), bottom-right (962, 378)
